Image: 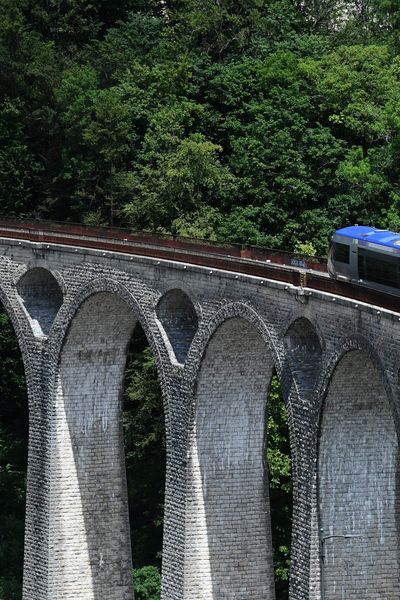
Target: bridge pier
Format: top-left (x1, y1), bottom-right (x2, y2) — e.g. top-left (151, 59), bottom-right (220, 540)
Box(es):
top-left (22, 343), bottom-right (53, 600)
top-left (45, 292), bottom-right (136, 600)
top-left (183, 317), bottom-right (276, 600)
top-left (318, 350), bottom-right (400, 600)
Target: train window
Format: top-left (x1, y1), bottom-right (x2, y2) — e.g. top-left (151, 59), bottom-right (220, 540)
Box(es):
top-left (358, 249), bottom-right (400, 288)
top-left (332, 242), bottom-right (350, 264)
top-left (358, 253), bottom-right (366, 279)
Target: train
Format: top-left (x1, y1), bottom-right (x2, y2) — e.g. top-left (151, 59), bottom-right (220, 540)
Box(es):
top-left (0, 216), bottom-right (399, 299)
top-left (328, 225), bottom-right (400, 294)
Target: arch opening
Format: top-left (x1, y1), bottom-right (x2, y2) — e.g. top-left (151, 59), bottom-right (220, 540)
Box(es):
top-left (284, 317), bottom-right (322, 395)
top-left (267, 373), bottom-right (292, 600)
top-left (184, 317), bottom-right (276, 599)
top-left (17, 267), bottom-right (63, 337)
top-left (0, 305), bottom-right (28, 598)
top-left (156, 289), bottom-right (198, 363)
top-left (48, 292), bottom-right (166, 600)
top-left (318, 350), bottom-right (400, 599)
top-left (123, 321), bottom-right (166, 592)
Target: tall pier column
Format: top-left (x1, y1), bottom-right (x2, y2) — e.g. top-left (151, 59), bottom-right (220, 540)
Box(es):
top-left (184, 317), bottom-right (276, 600)
top-left (46, 292), bottom-right (136, 600)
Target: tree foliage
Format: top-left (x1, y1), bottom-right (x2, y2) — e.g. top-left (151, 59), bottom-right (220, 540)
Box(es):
top-left (1, 0), bottom-right (400, 248)
top-left (133, 566), bottom-right (162, 600)
top-left (267, 375), bottom-right (292, 598)
top-left (0, 308), bottom-right (28, 599)
top-left (123, 324), bottom-right (166, 571)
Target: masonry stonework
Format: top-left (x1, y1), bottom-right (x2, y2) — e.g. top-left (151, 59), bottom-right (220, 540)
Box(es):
top-left (318, 351), bottom-right (400, 599)
top-left (184, 318), bottom-right (275, 600)
top-left (0, 236), bottom-right (398, 600)
top-left (48, 293), bottom-right (137, 599)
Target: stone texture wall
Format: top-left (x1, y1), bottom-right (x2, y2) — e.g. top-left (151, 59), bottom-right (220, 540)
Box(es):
top-left (48, 292), bottom-right (136, 599)
top-left (0, 236), bottom-right (398, 600)
top-left (184, 318), bottom-right (275, 600)
top-left (318, 351), bottom-right (400, 600)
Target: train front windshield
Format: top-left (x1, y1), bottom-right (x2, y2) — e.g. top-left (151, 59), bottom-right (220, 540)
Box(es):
top-left (328, 240), bottom-right (351, 278)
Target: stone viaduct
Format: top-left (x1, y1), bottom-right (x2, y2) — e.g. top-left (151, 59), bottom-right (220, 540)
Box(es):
top-left (0, 223), bottom-right (399, 600)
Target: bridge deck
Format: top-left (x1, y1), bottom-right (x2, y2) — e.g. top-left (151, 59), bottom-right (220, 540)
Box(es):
top-left (0, 218), bottom-right (398, 313)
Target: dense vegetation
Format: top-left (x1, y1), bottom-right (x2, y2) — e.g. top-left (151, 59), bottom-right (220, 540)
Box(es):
top-left (1, 0), bottom-right (399, 598)
top-left (0, 310), bottom-right (27, 599)
top-left (123, 323), bottom-right (166, 572)
top-left (2, 0), bottom-right (400, 252)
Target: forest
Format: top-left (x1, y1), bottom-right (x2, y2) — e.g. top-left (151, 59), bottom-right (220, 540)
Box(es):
top-left (1, 0), bottom-right (400, 598)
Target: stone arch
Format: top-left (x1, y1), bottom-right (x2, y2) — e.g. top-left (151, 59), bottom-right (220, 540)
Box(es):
top-left (156, 288), bottom-right (198, 364)
top-left (48, 277), bottom-right (172, 436)
top-left (46, 281), bottom-right (170, 600)
top-left (284, 316), bottom-right (322, 397)
top-left (317, 346), bottom-right (400, 600)
top-left (184, 302), bottom-right (298, 471)
top-left (16, 267), bottom-right (63, 337)
top-left (183, 313), bottom-right (277, 600)
top-left (317, 333), bottom-right (399, 426)
top-left (184, 302), bottom-right (280, 398)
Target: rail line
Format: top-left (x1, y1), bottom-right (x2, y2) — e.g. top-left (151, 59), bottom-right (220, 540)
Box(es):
top-left (0, 218), bottom-right (398, 314)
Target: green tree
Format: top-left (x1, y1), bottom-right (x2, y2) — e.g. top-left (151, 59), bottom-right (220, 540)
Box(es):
top-left (133, 565), bottom-right (161, 600)
top-left (123, 324), bottom-right (166, 569)
top-left (0, 308), bottom-right (28, 599)
top-left (267, 375), bottom-right (292, 600)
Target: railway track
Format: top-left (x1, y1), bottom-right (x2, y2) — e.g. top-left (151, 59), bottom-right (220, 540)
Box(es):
top-left (0, 218), bottom-right (398, 313)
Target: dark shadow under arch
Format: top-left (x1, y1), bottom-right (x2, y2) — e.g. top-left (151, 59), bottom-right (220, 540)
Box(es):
top-left (284, 317), bottom-right (322, 397)
top-left (123, 321), bottom-right (166, 576)
top-left (16, 267), bottom-right (63, 336)
top-left (266, 371), bottom-right (292, 600)
top-left (156, 288), bottom-right (198, 364)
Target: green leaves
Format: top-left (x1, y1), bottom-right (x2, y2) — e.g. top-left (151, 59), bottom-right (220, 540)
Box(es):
top-left (168, 0), bottom-right (291, 58)
top-left (133, 566), bottom-right (161, 600)
top-left (0, 99), bottom-right (40, 216)
top-left (123, 324), bottom-right (165, 569)
top-left (301, 45), bottom-right (400, 142)
top-left (0, 308), bottom-right (28, 598)
top-left (123, 130), bottom-right (235, 230)
top-left (1, 0), bottom-right (400, 251)
top-left (267, 375), bottom-right (292, 597)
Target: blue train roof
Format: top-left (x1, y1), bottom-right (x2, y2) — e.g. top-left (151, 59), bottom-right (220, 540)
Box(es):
top-left (335, 226), bottom-right (400, 249)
